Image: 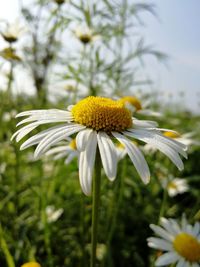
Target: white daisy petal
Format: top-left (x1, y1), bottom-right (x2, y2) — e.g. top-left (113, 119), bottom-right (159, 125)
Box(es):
top-left (132, 118), bottom-right (158, 128)
top-left (16, 109), bottom-right (71, 118)
top-left (64, 151), bottom-right (78, 164)
top-left (112, 132), bottom-right (150, 184)
top-left (53, 151), bottom-right (69, 160)
top-left (125, 130), bottom-right (185, 171)
top-left (192, 263), bottom-right (200, 267)
top-left (20, 125), bottom-right (71, 150)
top-left (137, 109), bottom-right (162, 117)
top-left (45, 146), bottom-right (72, 156)
top-left (97, 132), bottom-right (117, 181)
top-left (76, 128), bottom-right (93, 151)
top-left (16, 109), bottom-right (73, 126)
top-left (34, 125), bottom-right (85, 158)
top-left (160, 218), bottom-right (180, 236)
top-left (127, 129), bottom-right (187, 158)
top-left (169, 219), bottom-right (181, 234)
top-left (79, 131), bottom-right (97, 196)
top-left (11, 122), bottom-right (39, 141)
top-left (155, 252), bottom-right (179, 266)
top-left (192, 222), bottom-right (200, 237)
top-left (176, 258), bottom-right (187, 267)
top-left (147, 237), bottom-right (173, 251)
top-left (150, 224), bottom-right (174, 242)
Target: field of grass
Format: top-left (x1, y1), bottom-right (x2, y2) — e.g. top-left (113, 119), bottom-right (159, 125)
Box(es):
top-left (0, 92), bottom-right (199, 267)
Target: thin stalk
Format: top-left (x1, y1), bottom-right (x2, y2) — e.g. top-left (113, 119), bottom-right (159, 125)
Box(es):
top-left (102, 158), bottom-right (127, 267)
top-left (158, 188), bottom-right (168, 223)
top-left (73, 45), bottom-right (86, 103)
top-left (40, 163), bottom-right (53, 267)
top-left (0, 224), bottom-right (15, 267)
top-left (80, 194), bottom-right (86, 267)
top-left (7, 61), bottom-right (14, 102)
top-left (90, 149), bottom-right (101, 267)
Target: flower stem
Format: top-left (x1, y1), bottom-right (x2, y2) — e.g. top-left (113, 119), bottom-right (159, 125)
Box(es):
top-left (91, 149), bottom-right (101, 267)
top-left (0, 224), bottom-right (15, 267)
top-left (158, 188), bottom-right (168, 223)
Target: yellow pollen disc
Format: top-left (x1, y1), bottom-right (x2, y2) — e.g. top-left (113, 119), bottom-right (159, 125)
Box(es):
top-left (79, 34), bottom-right (92, 44)
top-left (167, 181), bottom-right (178, 190)
top-left (117, 142), bottom-right (125, 149)
top-left (118, 96), bottom-right (142, 111)
top-left (173, 233), bottom-right (200, 262)
top-left (21, 262), bottom-right (41, 267)
top-left (69, 139), bottom-right (77, 150)
top-left (72, 96), bottom-right (132, 132)
top-left (164, 131), bottom-right (181, 139)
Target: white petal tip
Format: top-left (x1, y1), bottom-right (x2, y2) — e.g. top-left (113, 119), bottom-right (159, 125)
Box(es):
top-left (108, 176), bottom-right (116, 182)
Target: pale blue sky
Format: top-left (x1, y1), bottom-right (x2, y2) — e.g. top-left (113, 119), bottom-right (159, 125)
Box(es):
top-left (141, 0), bottom-right (200, 112)
top-left (0, 0), bottom-right (200, 112)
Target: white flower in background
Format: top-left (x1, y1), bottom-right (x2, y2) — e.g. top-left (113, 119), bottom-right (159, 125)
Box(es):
top-left (50, 80), bottom-right (88, 101)
top-left (115, 142), bottom-right (127, 161)
top-left (161, 176), bottom-right (189, 197)
top-left (12, 96), bottom-right (187, 195)
top-left (45, 139), bottom-right (78, 164)
top-left (74, 26), bottom-right (100, 44)
top-left (0, 47), bottom-right (21, 61)
top-left (0, 163), bottom-right (6, 174)
top-left (1, 19), bottom-right (26, 43)
top-left (143, 130), bottom-right (197, 154)
top-left (118, 96), bottom-right (162, 117)
top-left (147, 217), bottom-right (200, 267)
top-left (163, 131), bottom-right (200, 147)
top-left (45, 205), bottom-right (63, 223)
top-left (2, 110), bottom-right (17, 122)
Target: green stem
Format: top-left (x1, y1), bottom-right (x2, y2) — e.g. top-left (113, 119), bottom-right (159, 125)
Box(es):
top-left (158, 188), bottom-right (168, 223)
top-left (90, 149), bottom-right (101, 267)
top-left (73, 45), bottom-right (86, 103)
top-left (7, 61), bottom-right (14, 102)
top-left (102, 158), bottom-right (127, 267)
top-left (0, 224), bottom-right (15, 267)
top-left (80, 194), bottom-right (86, 267)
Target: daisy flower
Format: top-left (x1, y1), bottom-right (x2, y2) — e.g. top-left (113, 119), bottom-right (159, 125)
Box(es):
top-left (163, 131), bottom-right (200, 147)
top-left (45, 138), bottom-right (78, 164)
top-left (12, 96), bottom-right (187, 195)
top-left (0, 47), bottom-right (21, 61)
top-left (147, 217), bottom-right (200, 267)
top-left (118, 96), bottom-right (162, 117)
top-left (74, 26), bottom-right (100, 45)
top-left (45, 205), bottom-right (64, 223)
top-left (1, 20), bottom-right (25, 43)
top-left (161, 176), bottom-right (189, 197)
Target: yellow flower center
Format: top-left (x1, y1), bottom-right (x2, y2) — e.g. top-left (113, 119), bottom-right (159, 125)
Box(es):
top-left (21, 262), bottom-right (41, 267)
top-left (79, 33), bottom-right (92, 44)
top-left (118, 96), bottom-right (142, 111)
top-left (2, 34), bottom-right (18, 43)
top-left (54, 0), bottom-right (65, 4)
top-left (173, 233), bottom-right (200, 262)
top-left (116, 142), bottom-right (125, 149)
top-left (0, 48), bottom-right (21, 61)
top-left (163, 131), bottom-right (181, 139)
top-left (69, 139), bottom-right (77, 150)
top-left (72, 96), bottom-right (132, 132)
top-left (167, 181), bottom-right (178, 190)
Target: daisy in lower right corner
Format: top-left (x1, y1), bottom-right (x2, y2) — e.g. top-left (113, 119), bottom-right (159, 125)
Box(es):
top-left (147, 217), bottom-right (200, 267)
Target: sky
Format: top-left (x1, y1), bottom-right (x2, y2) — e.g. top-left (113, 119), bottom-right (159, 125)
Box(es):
top-left (0, 0), bottom-right (200, 113)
